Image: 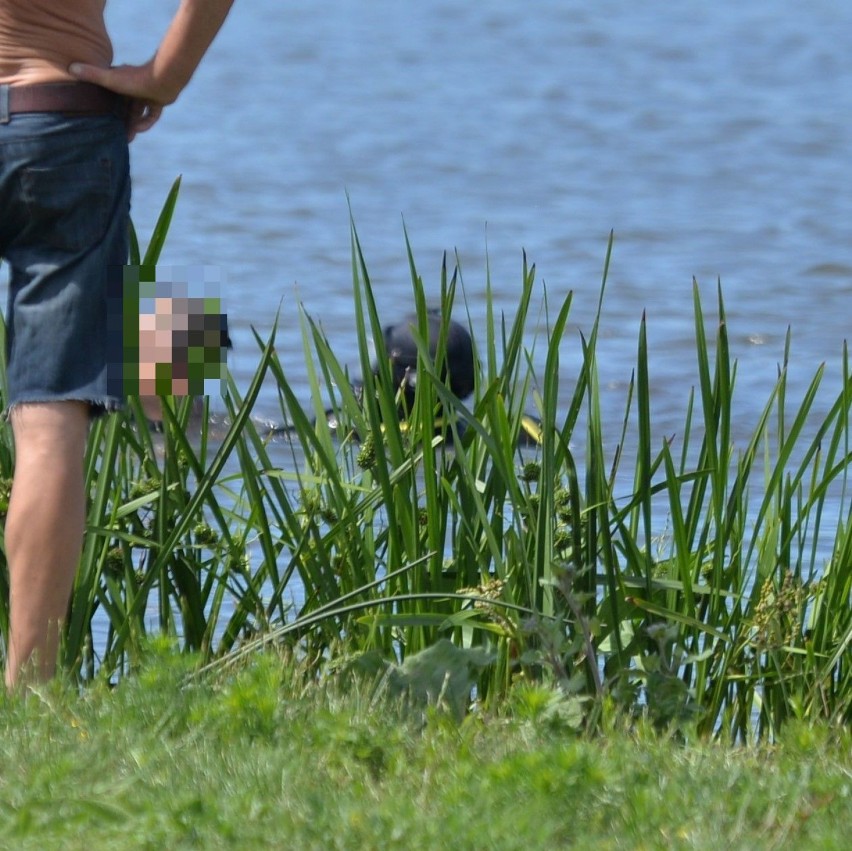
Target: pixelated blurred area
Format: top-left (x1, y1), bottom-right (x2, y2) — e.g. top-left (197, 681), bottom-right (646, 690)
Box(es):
top-left (108, 265), bottom-right (230, 402)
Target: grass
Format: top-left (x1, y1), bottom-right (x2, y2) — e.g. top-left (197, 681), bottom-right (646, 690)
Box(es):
top-left (1, 179), bottom-right (851, 742)
top-left (1, 644), bottom-right (850, 850)
top-left (2, 182), bottom-right (852, 846)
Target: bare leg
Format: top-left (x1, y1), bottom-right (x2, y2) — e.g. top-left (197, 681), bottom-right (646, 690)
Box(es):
top-left (140, 395), bottom-right (164, 423)
top-left (4, 401), bottom-right (89, 689)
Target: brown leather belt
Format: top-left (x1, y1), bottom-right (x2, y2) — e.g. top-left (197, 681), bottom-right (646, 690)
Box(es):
top-left (2, 82), bottom-right (127, 118)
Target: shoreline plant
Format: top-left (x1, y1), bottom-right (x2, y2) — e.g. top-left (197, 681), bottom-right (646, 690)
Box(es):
top-left (0, 180), bottom-right (850, 741)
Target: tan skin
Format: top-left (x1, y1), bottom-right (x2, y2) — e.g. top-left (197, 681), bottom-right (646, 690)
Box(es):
top-left (69, 0), bottom-right (237, 140)
top-left (2, 0), bottom-right (235, 689)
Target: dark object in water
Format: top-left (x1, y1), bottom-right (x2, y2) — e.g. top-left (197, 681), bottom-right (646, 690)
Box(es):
top-left (374, 311), bottom-right (542, 444)
top-left (154, 309), bottom-right (542, 446)
top-left (379, 309), bottom-right (475, 412)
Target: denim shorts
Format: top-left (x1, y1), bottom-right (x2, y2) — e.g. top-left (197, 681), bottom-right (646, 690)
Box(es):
top-left (0, 111), bottom-right (130, 415)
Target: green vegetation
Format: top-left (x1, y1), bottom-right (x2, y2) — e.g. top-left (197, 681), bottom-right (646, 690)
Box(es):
top-left (1, 644), bottom-right (850, 849)
top-left (1, 179), bottom-right (851, 746)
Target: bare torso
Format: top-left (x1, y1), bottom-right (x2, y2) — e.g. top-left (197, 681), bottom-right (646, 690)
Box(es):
top-left (0, 0), bottom-right (112, 85)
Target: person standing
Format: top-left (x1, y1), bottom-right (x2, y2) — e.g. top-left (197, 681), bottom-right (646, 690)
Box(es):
top-left (0, 0), bottom-right (235, 688)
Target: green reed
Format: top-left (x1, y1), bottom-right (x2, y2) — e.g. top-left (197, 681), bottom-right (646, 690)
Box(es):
top-left (0, 180), bottom-right (850, 740)
top-left (213, 228), bottom-right (851, 740)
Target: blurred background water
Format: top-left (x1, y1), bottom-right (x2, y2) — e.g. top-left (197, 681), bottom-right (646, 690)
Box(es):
top-left (6, 0), bottom-right (852, 457)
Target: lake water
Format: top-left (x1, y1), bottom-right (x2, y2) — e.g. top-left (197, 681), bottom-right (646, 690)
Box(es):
top-left (3, 2), bottom-right (851, 437)
top-left (3, 3), bottom-right (852, 492)
top-left (93, 0), bottom-right (852, 450)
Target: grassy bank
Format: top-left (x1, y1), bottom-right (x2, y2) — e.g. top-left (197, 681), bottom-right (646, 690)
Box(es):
top-left (1, 646), bottom-right (850, 850)
top-left (1, 183), bottom-right (851, 741)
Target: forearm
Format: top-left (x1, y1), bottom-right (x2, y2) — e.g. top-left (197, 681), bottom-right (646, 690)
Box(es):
top-left (69, 0), bottom-right (237, 137)
top-left (147, 0), bottom-right (236, 103)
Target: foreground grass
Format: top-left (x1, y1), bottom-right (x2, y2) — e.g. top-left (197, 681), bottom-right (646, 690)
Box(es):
top-left (1, 647), bottom-right (850, 850)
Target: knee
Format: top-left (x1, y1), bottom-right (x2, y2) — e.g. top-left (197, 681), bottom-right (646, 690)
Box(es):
top-left (9, 401), bottom-right (91, 460)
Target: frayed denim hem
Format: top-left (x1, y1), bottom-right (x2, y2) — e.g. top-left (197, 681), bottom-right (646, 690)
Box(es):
top-left (2, 396), bottom-right (125, 423)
